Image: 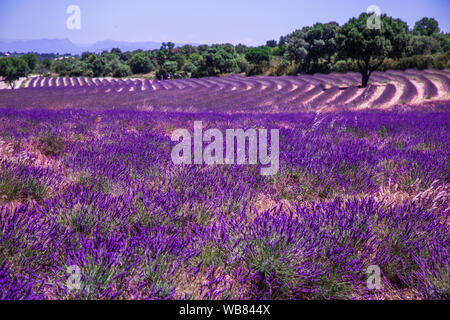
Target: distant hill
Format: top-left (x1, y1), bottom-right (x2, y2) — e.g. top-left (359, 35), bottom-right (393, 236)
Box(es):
top-left (0, 38), bottom-right (182, 55)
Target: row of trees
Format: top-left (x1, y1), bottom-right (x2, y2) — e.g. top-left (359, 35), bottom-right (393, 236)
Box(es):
top-left (285, 16), bottom-right (448, 86)
top-left (1, 16), bottom-right (449, 88)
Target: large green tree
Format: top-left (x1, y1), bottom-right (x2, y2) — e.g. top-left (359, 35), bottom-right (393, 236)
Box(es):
top-left (245, 46), bottom-right (272, 65)
top-left (128, 52), bottom-right (153, 74)
top-left (21, 53), bottom-right (39, 72)
top-left (245, 46), bottom-right (272, 75)
top-left (194, 46), bottom-right (238, 77)
top-left (413, 17), bottom-right (440, 36)
top-left (89, 55), bottom-right (107, 77)
top-left (54, 58), bottom-right (87, 77)
top-left (0, 57), bottom-right (30, 89)
top-left (337, 13), bottom-right (409, 87)
top-left (287, 23), bottom-right (338, 74)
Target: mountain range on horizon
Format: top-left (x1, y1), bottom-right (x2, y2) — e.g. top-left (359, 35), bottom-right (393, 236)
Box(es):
top-left (0, 38), bottom-right (190, 55)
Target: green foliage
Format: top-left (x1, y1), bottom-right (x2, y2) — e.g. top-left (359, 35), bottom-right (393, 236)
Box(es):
top-left (178, 44), bottom-right (196, 56)
top-left (113, 64), bottom-right (132, 78)
top-left (271, 46), bottom-right (283, 56)
top-left (183, 61), bottom-right (197, 73)
top-left (379, 126), bottom-right (388, 138)
top-left (413, 17), bottom-right (440, 36)
top-left (0, 172), bottom-right (47, 201)
top-left (243, 238), bottom-right (296, 299)
top-left (333, 60), bottom-right (358, 73)
top-left (235, 55), bottom-right (250, 73)
top-left (435, 33), bottom-right (450, 52)
top-left (337, 13), bottom-right (409, 87)
top-left (39, 59), bottom-right (53, 75)
top-left (174, 71), bottom-right (189, 79)
top-left (245, 46), bottom-right (272, 75)
top-left (156, 60), bottom-right (179, 80)
top-left (89, 55), bottom-right (108, 77)
top-left (110, 47), bottom-right (122, 56)
top-left (266, 40), bottom-right (277, 48)
top-left (310, 272), bottom-right (353, 300)
top-left (54, 58), bottom-right (87, 77)
top-left (20, 53), bottom-right (39, 72)
top-left (389, 55), bottom-right (434, 70)
top-left (287, 22), bottom-right (338, 74)
top-left (433, 53), bottom-right (449, 69)
top-left (72, 255), bottom-right (127, 300)
top-left (39, 131), bottom-right (65, 156)
top-left (162, 61), bottom-right (178, 74)
top-left (0, 57), bottom-right (30, 89)
top-left (197, 245), bottom-right (225, 267)
top-left (28, 14), bottom-right (448, 81)
top-left (235, 43), bottom-right (248, 54)
top-left (194, 46), bottom-right (238, 77)
top-left (246, 46), bottom-right (271, 65)
top-left (128, 52), bottom-right (154, 74)
top-left (407, 35), bottom-right (440, 56)
top-left (143, 254), bottom-right (174, 298)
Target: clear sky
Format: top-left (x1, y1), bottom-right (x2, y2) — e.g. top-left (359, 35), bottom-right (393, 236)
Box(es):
top-left (0, 0), bottom-right (449, 46)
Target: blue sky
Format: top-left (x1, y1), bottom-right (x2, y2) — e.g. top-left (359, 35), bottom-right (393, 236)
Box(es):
top-left (0, 0), bottom-right (449, 46)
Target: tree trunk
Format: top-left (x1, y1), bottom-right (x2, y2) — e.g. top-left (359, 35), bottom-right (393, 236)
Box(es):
top-left (361, 72), bottom-right (370, 88)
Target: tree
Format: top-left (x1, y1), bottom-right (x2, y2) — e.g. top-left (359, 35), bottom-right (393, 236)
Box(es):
top-left (266, 40), bottom-right (277, 48)
top-left (235, 44), bottom-right (248, 55)
top-left (163, 61), bottom-right (178, 75)
top-left (128, 52), bottom-right (153, 74)
top-left (287, 23), bottom-right (338, 74)
top-left (40, 59), bottom-right (53, 75)
top-left (183, 61), bottom-right (197, 73)
top-left (0, 57), bottom-right (30, 89)
top-left (81, 52), bottom-right (93, 61)
top-left (89, 55), bottom-right (107, 77)
top-left (279, 36), bottom-right (288, 47)
top-left (160, 42), bottom-right (176, 61)
top-left (178, 45), bottom-right (196, 57)
top-left (70, 60), bottom-right (88, 77)
top-left (110, 48), bottom-right (122, 56)
top-left (337, 13), bottom-right (409, 87)
top-left (113, 64), bottom-right (131, 78)
top-left (194, 47), bottom-right (238, 77)
top-left (245, 46), bottom-right (272, 74)
top-left (407, 35), bottom-right (439, 56)
top-left (54, 58), bottom-right (87, 77)
top-left (435, 33), bottom-right (450, 53)
top-left (413, 17), bottom-right (440, 36)
top-left (188, 53), bottom-right (203, 68)
top-left (245, 46), bottom-right (272, 65)
top-left (235, 55), bottom-right (249, 73)
top-left (21, 53), bottom-right (39, 72)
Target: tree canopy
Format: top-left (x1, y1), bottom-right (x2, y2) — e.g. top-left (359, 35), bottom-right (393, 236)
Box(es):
top-left (0, 57), bottom-right (30, 89)
top-left (287, 23), bottom-right (339, 74)
top-left (414, 17), bottom-right (440, 36)
top-left (337, 13), bottom-right (409, 87)
top-left (194, 46), bottom-right (238, 77)
top-left (128, 52), bottom-right (153, 74)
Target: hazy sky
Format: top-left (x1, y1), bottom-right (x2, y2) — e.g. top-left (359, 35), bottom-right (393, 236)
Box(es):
top-left (0, 0), bottom-right (449, 45)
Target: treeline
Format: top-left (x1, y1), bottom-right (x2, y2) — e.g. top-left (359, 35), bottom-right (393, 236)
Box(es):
top-left (0, 52), bottom-right (71, 61)
top-left (0, 15), bottom-right (449, 89)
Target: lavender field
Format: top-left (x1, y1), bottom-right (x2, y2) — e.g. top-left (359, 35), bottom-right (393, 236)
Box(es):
top-left (0, 69), bottom-right (449, 300)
